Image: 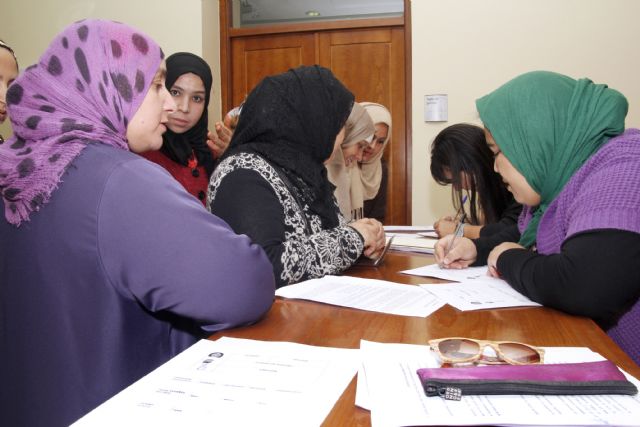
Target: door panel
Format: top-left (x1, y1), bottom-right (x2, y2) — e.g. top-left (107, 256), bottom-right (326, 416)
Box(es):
top-left (318, 28), bottom-right (407, 225)
top-left (231, 33), bottom-right (315, 106)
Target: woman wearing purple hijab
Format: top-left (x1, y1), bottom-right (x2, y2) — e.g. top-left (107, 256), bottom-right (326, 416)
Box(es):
top-left (0, 20), bottom-right (275, 426)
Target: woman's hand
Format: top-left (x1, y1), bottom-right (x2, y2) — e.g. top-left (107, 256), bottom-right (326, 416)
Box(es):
top-left (206, 122), bottom-right (233, 159)
top-left (434, 235), bottom-right (477, 269)
top-left (349, 218), bottom-right (386, 258)
top-left (433, 216), bottom-right (456, 238)
top-left (487, 242), bottom-right (524, 277)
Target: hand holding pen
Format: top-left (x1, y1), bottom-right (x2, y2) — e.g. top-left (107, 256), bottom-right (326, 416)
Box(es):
top-left (434, 213), bottom-right (478, 269)
top-left (433, 194), bottom-right (468, 238)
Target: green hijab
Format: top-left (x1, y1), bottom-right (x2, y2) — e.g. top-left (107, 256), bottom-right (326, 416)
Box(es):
top-left (476, 71), bottom-right (628, 247)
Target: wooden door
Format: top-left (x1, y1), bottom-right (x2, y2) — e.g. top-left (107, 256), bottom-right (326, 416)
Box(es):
top-left (226, 23), bottom-right (409, 224)
top-left (230, 33), bottom-right (315, 106)
top-left (318, 28), bottom-right (406, 225)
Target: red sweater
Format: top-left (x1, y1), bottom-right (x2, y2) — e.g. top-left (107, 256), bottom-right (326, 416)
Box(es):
top-left (141, 150), bottom-right (209, 205)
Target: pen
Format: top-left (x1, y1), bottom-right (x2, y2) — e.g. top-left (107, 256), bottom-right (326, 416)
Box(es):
top-left (444, 213), bottom-right (467, 256)
top-left (455, 195), bottom-right (468, 221)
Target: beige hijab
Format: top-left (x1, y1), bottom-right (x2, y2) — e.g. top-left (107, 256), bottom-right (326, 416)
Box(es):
top-left (326, 103), bottom-right (375, 220)
top-left (359, 102), bottom-right (392, 200)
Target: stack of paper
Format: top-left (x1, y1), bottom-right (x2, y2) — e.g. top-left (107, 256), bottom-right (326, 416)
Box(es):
top-left (72, 338), bottom-right (359, 427)
top-left (357, 340), bottom-right (640, 426)
top-left (388, 234), bottom-right (437, 254)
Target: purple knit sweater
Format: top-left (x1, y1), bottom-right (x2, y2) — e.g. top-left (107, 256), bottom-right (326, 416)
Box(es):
top-left (518, 129), bottom-right (640, 254)
top-left (518, 129), bottom-right (640, 366)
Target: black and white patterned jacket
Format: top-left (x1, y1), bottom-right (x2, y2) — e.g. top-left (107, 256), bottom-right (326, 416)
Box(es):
top-left (208, 152), bottom-right (364, 288)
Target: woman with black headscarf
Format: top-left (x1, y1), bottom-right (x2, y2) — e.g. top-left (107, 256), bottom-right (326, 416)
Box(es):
top-left (142, 52), bottom-right (223, 204)
top-left (208, 65), bottom-right (386, 288)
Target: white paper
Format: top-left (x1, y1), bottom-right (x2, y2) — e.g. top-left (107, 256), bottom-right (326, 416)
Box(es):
top-left (402, 264), bottom-right (494, 281)
top-left (72, 337), bottom-right (359, 427)
top-left (420, 281), bottom-right (540, 311)
top-left (360, 340), bottom-right (640, 427)
top-left (417, 231), bottom-right (439, 238)
top-left (383, 225), bottom-right (435, 232)
top-left (402, 265), bottom-right (541, 310)
top-left (275, 275), bottom-right (445, 318)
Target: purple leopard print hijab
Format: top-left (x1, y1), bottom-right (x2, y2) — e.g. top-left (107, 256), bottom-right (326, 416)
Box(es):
top-left (0, 19), bottom-right (163, 226)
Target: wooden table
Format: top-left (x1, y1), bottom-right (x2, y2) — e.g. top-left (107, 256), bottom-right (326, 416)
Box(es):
top-left (210, 251), bottom-right (640, 426)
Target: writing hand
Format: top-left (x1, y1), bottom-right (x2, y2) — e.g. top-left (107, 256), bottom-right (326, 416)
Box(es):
top-left (434, 235), bottom-right (477, 269)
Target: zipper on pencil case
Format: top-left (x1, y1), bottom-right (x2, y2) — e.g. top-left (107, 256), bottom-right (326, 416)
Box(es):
top-left (423, 380), bottom-right (638, 401)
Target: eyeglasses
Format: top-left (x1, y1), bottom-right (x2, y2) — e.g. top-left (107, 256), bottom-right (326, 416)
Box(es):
top-left (429, 337), bottom-right (545, 365)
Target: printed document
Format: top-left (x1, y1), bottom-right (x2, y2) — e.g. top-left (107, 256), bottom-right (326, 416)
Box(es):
top-left (358, 340), bottom-right (640, 427)
top-left (276, 275), bottom-right (445, 318)
top-left (402, 264), bottom-right (541, 310)
top-left (72, 337), bottom-right (359, 427)
top-left (384, 225), bottom-right (435, 232)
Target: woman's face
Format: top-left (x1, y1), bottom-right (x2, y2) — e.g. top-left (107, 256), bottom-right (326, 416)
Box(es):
top-left (126, 64), bottom-right (176, 153)
top-left (325, 127), bottom-right (346, 165)
top-left (166, 72), bottom-right (206, 134)
top-left (0, 48), bottom-right (19, 124)
top-left (484, 127), bottom-right (541, 206)
top-left (341, 140), bottom-right (368, 167)
top-left (361, 123), bottom-right (389, 162)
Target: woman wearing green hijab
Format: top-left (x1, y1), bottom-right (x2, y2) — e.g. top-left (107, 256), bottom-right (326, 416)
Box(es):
top-left (434, 71), bottom-right (640, 366)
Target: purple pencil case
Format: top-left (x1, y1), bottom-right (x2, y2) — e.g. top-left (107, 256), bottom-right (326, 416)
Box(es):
top-left (417, 360), bottom-right (638, 400)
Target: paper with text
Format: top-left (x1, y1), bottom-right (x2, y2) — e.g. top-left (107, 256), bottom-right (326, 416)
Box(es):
top-left (72, 337), bottom-right (359, 427)
top-left (359, 340), bottom-right (640, 427)
top-left (384, 225), bottom-right (435, 232)
top-left (402, 264), bottom-right (540, 310)
top-left (276, 275), bottom-right (445, 318)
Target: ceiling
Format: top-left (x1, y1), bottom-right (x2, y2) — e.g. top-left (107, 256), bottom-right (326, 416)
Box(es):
top-left (236, 0), bottom-right (403, 25)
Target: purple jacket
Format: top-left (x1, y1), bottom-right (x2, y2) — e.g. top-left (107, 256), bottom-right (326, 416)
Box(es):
top-left (0, 143), bottom-right (275, 426)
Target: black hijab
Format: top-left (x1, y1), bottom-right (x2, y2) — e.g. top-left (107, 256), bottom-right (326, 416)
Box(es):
top-left (161, 52), bottom-right (215, 176)
top-left (223, 65), bottom-right (354, 229)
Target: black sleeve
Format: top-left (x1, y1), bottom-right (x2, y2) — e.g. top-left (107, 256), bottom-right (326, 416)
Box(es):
top-left (363, 161), bottom-right (388, 223)
top-left (497, 229), bottom-right (640, 329)
top-left (209, 168), bottom-right (288, 278)
top-left (210, 168), bottom-right (364, 288)
top-left (472, 224), bottom-right (521, 266)
top-left (480, 200), bottom-right (522, 237)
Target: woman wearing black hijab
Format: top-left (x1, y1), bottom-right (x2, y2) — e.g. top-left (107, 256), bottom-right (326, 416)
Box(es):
top-left (142, 52), bottom-right (217, 204)
top-left (208, 65), bottom-right (386, 288)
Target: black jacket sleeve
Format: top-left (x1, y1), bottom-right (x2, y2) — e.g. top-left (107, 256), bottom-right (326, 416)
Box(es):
top-left (496, 229), bottom-right (640, 329)
top-left (472, 224), bottom-right (521, 266)
top-left (480, 200), bottom-right (522, 237)
top-left (210, 168), bottom-right (363, 288)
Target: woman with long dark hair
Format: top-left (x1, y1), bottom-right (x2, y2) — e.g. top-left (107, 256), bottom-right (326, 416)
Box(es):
top-left (435, 71), bottom-right (640, 365)
top-left (430, 123), bottom-right (520, 238)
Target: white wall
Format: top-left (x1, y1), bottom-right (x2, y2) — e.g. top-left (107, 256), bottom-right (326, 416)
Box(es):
top-left (411, 0), bottom-right (640, 225)
top-left (1, 0), bottom-right (222, 138)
